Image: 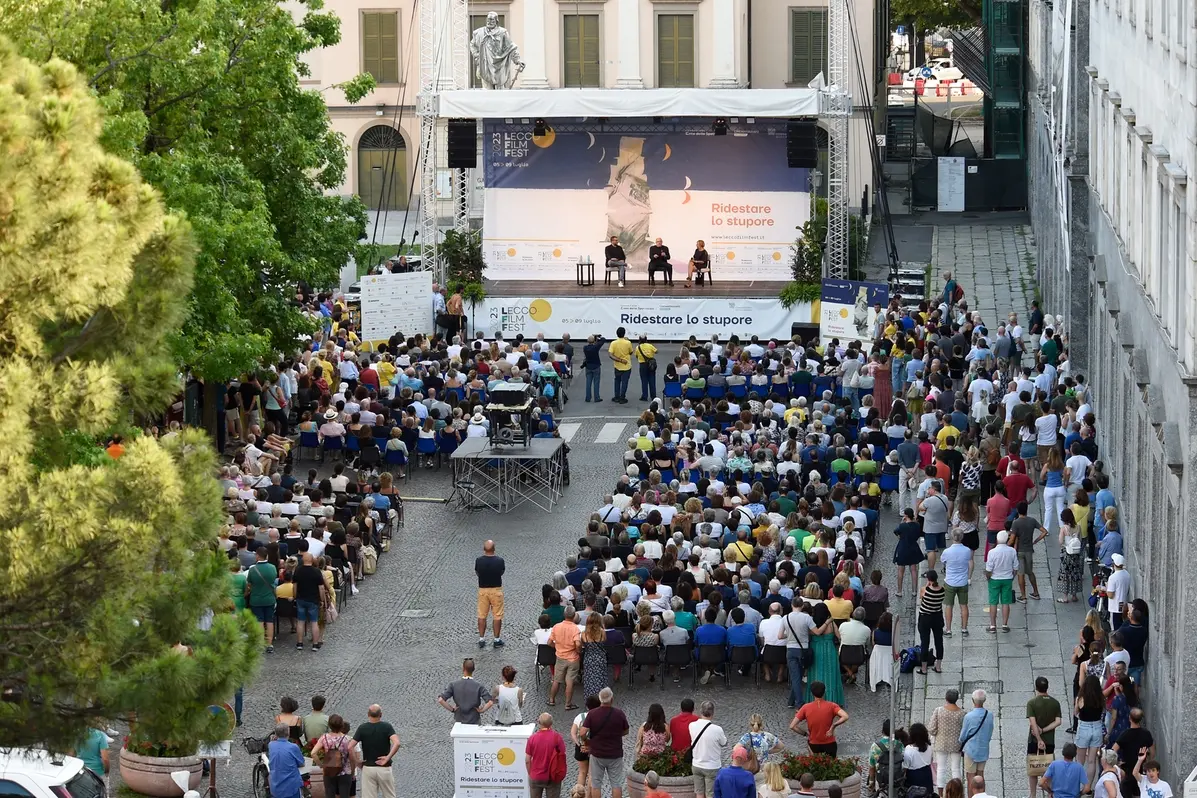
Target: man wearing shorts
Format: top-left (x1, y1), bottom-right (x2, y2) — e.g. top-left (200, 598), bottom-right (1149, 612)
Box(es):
top-left (475, 539), bottom-right (505, 648)
top-left (548, 606), bottom-right (582, 709)
top-left (959, 690), bottom-right (994, 780)
top-left (918, 480), bottom-right (950, 571)
top-left (688, 701), bottom-right (727, 798)
top-left (985, 531), bottom-right (1017, 632)
top-left (581, 687), bottom-right (629, 798)
top-left (940, 531), bottom-right (973, 635)
top-left (246, 547), bottom-right (279, 652)
top-left (1010, 503), bottom-right (1048, 602)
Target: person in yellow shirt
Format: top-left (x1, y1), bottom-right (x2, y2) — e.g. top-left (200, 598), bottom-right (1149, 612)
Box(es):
top-left (376, 355), bottom-right (397, 397)
top-left (607, 327), bottom-right (634, 404)
top-left (783, 399), bottom-right (808, 425)
top-left (936, 421), bottom-right (961, 450)
top-left (632, 333), bottom-right (659, 402)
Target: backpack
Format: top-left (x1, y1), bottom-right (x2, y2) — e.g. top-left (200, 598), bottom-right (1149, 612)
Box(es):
top-left (986, 445), bottom-right (1000, 467)
top-left (321, 735), bottom-right (347, 778)
top-left (899, 645), bottom-right (922, 673)
top-left (952, 284), bottom-right (965, 304)
top-left (542, 382), bottom-right (556, 398)
top-left (874, 740), bottom-right (905, 795)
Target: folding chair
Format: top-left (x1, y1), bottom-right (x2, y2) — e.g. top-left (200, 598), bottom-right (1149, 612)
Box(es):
top-left (321, 435), bottom-right (344, 462)
top-left (684, 387), bottom-right (705, 402)
top-left (697, 645), bottom-right (729, 687)
top-left (534, 644), bottom-right (557, 687)
top-left (862, 600), bottom-right (887, 629)
top-left (297, 431), bottom-right (320, 461)
top-left (729, 646), bottom-right (759, 688)
top-left (706, 385), bottom-right (726, 400)
top-left (729, 384), bottom-right (748, 399)
top-left (606, 643), bottom-right (629, 683)
top-left (760, 645), bottom-right (789, 684)
top-left (629, 645), bottom-right (661, 687)
top-left (663, 382), bottom-right (683, 398)
top-left (664, 645), bottom-right (694, 686)
top-left (839, 643), bottom-right (868, 684)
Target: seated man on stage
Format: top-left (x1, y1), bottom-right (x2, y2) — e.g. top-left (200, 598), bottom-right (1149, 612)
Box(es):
top-left (684, 239), bottom-right (711, 287)
top-left (648, 238), bottom-right (674, 286)
top-left (604, 235), bottom-right (627, 288)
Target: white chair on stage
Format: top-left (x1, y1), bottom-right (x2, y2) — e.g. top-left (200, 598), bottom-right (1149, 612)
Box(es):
top-left (869, 643), bottom-right (894, 691)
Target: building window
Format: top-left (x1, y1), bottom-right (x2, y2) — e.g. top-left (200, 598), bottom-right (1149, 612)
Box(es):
top-left (469, 14), bottom-right (505, 88)
top-left (790, 8), bottom-right (828, 86)
top-left (1172, 194), bottom-right (1186, 346)
top-left (657, 14), bottom-right (695, 88)
top-left (362, 11), bottom-right (400, 84)
top-left (357, 125), bottom-right (408, 211)
top-left (564, 14), bottom-right (601, 87)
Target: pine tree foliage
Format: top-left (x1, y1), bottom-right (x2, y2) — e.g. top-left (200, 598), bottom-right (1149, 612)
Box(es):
top-left (0, 39), bottom-right (260, 753)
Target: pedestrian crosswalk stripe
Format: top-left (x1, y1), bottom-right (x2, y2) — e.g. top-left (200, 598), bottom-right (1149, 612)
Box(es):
top-left (594, 422), bottom-right (626, 444)
top-left (557, 422), bottom-right (582, 443)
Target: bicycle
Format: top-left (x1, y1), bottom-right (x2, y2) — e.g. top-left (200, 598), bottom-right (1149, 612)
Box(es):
top-left (243, 737), bottom-right (271, 798)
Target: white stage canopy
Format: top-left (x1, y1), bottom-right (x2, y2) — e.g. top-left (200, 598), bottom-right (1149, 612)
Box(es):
top-left (436, 88), bottom-right (820, 119)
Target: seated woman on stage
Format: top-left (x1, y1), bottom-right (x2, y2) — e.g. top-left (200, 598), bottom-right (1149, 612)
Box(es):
top-left (683, 239), bottom-right (710, 287)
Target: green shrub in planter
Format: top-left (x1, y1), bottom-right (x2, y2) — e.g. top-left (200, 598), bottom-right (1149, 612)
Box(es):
top-left (632, 750), bottom-right (693, 778)
top-left (779, 752), bottom-right (859, 782)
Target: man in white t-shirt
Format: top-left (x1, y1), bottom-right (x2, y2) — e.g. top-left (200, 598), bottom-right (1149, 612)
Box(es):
top-left (1105, 553), bottom-right (1132, 629)
top-left (689, 701), bottom-right (728, 798)
top-left (985, 531), bottom-right (1018, 632)
top-left (1034, 412), bottom-right (1059, 463)
top-left (971, 774), bottom-right (999, 798)
top-left (1064, 445), bottom-right (1093, 491)
top-left (968, 373), bottom-right (995, 407)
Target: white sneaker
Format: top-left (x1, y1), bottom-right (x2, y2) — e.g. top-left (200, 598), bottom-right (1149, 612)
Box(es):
top-left (351, 586), bottom-right (360, 595)
top-left (618, 281), bottom-right (624, 288)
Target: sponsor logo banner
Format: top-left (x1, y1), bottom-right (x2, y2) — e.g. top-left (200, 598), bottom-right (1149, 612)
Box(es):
top-left (818, 279), bottom-right (889, 346)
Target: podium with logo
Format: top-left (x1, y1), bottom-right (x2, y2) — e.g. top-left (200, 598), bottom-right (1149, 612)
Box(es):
top-left (451, 722), bottom-right (536, 798)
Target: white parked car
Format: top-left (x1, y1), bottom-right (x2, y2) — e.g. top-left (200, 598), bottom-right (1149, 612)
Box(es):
top-left (906, 58), bottom-right (963, 82)
top-left (0, 749), bottom-right (105, 798)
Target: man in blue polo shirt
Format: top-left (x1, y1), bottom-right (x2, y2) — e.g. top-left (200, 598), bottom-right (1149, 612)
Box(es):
top-left (725, 607), bottom-right (758, 677)
top-left (695, 607), bottom-right (728, 685)
top-left (1040, 743), bottom-right (1088, 798)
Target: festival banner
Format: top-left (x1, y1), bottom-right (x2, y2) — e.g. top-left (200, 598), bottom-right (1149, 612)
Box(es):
top-left (479, 295), bottom-right (817, 341)
top-left (482, 120), bottom-right (809, 280)
top-left (818, 279), bottom-right (889, 347)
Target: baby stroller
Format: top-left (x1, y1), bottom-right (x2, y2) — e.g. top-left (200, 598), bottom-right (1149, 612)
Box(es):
top-left (534, 366), bottom-right (563, 412)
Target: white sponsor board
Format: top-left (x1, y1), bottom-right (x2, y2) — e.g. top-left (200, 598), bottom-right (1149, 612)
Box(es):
top-left (451, 723), bottom-right (534, 798)
top-left (937, 157), bottom-right (966, 212)
top-left (479, 295), bottom-right (815, 340)
top-left (483, 189), bottom-right (801, 281)
top-left (359, 271), bottom-right (434, 340)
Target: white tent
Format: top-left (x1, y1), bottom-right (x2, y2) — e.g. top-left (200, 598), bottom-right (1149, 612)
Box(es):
top-left (436, 88), bottom-right (820, 119)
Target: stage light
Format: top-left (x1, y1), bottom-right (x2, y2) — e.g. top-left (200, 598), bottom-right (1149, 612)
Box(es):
top-left (533, 118), bottom-right (547, 136)
top-left (713, 118), bottom-right (728, 136)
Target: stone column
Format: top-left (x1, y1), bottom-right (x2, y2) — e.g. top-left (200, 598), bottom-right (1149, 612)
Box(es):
top-left (615, 0), bottom-right (645, 87)
top-left (708, 0), bottom-right (740, 87)
top-left (520, 0), bottom-right (550, 87)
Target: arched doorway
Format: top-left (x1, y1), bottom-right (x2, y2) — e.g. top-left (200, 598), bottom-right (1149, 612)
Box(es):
top-left (357, 125), bottom-right (407, 210)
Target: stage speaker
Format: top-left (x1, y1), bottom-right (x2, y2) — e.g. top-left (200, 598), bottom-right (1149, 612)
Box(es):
top-left (447, 119), bottom-right (477, 169)
top-left (787, 121), bottom-right (819, 168)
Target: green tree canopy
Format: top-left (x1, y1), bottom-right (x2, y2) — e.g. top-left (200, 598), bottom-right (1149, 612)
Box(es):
top-left (2, 0), bottom-right (376, 382)
top-left (0, 38), bottom-right (259, 753)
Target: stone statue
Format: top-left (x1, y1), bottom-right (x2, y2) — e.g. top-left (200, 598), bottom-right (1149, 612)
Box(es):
top-left (470, 12), bottom-right (524, 89)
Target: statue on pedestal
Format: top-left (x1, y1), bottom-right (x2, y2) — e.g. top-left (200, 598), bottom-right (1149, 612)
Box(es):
top-left (470, 12), bottom-right (525, 89)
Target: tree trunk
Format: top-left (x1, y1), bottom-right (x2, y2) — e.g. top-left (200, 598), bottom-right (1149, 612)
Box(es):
top-left (914, 25), bottom-right (926, 68)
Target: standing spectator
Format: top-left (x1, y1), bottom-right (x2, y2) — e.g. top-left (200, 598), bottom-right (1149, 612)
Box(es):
top-left (1010, 503), bottom-right (1048, 602)
top-left (311, 715), bottom-right (361, 798)
top-left (1057, 508), bottom-right (1084, 603)
top-left (1114, 708), bottom-right (1155, 797)
top-left (607, 327), bottom-right (634, 404)
top-left (669, 698), bottom-right (699, 751)
top-left (583, 334), bottom-right (603, 402)
top-left (304, 696), bottom-right (330, 742)
top-left (525, 713), bottom-right (567, 798)
top-left (493, 665), bottom-right (526, 726)
top-left (71, 728), bottom-right (109, 781)
top-left (917, 570), bottom-right (945, 674)
top-left (790, 681), bottom-right (849, 756)
top-left (903, 723), bottom-right (935, 796)
top-left (940, 531), bottom-right (972, 636)
top-left (892, 508), bottom-right (926, 597)
top-left (267, 722), bottom-right (306, 798)
top-left (1119, 608), bottom-right (1149, 685)
top-left (984, 531), bottom-right (1017, 633)
top-left (928, 690), bottom-right (966, 795)
top-left (959, 690), bottom-right (994, 783)
top-left (475, 539), bottom-right (506, 648)
top-left (1040, 744), bottom-right (1089, 798)
top-left (247, 547), bottom-right (279, 652)
top-left (438, 658), bottom-right (495, 724)
top-left (712, 744), bottom-right (757, 798)
top-left (1133, 750), bottom-right (1173, 798)
top-left (549, 606), bottom-right (583, 710)
top-left (291, 552), bottom-right (327, 651)
top-left (689, 701), bottom-right (728, 798)
top-left (353, 705), bottom-right (400, 798)
top-left (580, 687), bottom-right (630, 798)
top-left (1027, 677), bottom-right (1063, 798)
top-left (1106, 554), bottom-right (1132, 631)
top-left (1094, 750), bottom-right (1123, 798)
top-left (635, 334), bottom-right (658, 402)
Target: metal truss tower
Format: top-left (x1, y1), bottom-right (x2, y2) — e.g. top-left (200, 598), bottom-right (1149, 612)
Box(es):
top-left (823, 0), bottom-right (851, 280)
top-left (417, 0), bottom-right (471, 283)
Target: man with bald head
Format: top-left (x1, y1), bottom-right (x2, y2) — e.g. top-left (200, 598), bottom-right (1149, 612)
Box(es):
top-left (353, 705), bottom-right (399, 798)
top-left (525, 713), bottom-right (566, 797)
top-left (475, 540), bottom-right (506, 647)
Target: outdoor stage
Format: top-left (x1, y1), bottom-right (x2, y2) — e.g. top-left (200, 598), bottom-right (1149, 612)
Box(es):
top-left (449, 437), bottom-right (566, 514)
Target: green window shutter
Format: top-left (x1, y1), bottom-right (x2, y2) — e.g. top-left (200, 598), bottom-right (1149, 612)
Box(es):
top-left (790, 9), bottom-right (827, 86)
top-left (658, 14), bottom-right (695, 88)
top-left (565, 15), bottom-right (600, 87)
top-left (363, 12), bottom-right (399, 84)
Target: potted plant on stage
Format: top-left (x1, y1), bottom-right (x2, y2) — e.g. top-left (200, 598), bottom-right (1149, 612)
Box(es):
top-left (780, 752), bottom-right (863, 798)
top-left (626, 750), bottom-right (697, 798)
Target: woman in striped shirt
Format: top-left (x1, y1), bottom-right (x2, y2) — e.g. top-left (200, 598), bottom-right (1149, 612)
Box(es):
top-left (917, 570), bottom-right (946, 674)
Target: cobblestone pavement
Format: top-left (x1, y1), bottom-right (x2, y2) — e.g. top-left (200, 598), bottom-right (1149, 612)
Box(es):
top-left (218, 392), bottom-right (906, 798)
top-left (918, 222), bottom-right (1092, 798)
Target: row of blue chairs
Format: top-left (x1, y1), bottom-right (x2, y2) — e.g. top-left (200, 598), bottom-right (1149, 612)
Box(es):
top-left (661, 378), bottom-right (876, 403)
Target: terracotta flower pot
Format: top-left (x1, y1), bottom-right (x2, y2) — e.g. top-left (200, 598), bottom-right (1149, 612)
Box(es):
top-left (626, 769), bottom-right (696, 798)
top-left (786, 771), bottom-right (863, 798)
top-left (118, 749), bottom-right (203, 797)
